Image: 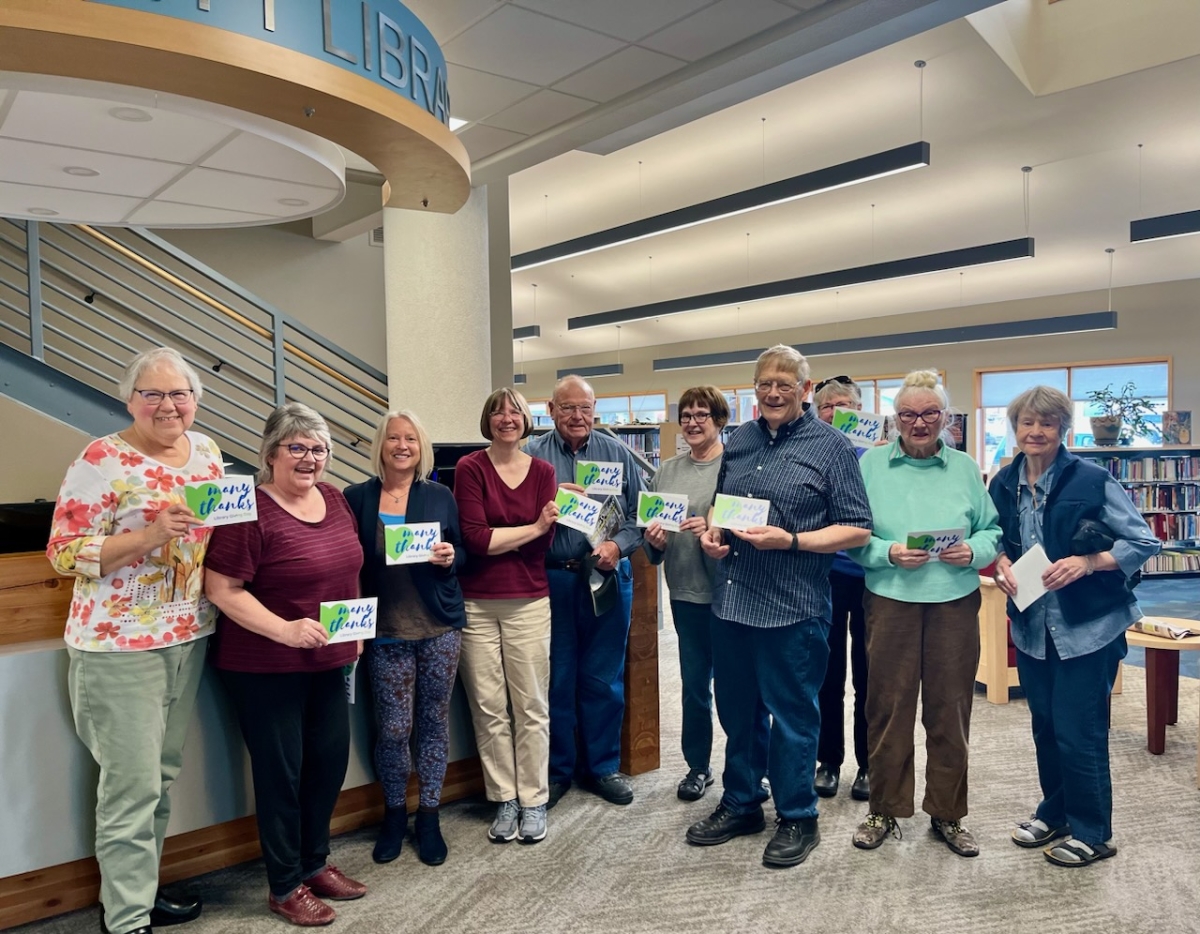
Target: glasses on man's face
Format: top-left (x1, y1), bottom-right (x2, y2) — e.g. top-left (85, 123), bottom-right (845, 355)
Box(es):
top-left (896, 409), bottom-right (943, 425)
top-left (813, 375), bottom-right (853, 395)
top-left (134, 389), bottom-right (194, 405)
top-left (556, 404), bottom-right (594, 417)
top-left (679, 412), bottom-right (712, 424)
top-left (755, 380), bottom-right (798, 395)
top-left (279, 443), bottom-right (330, 460)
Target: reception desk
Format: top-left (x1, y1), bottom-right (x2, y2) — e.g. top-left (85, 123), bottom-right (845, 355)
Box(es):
top-left (0, 551), bottom-right (659, 927)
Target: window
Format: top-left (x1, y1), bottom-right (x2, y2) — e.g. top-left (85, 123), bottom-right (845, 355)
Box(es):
top-left (529, 393), bottom-right (667, 427)
top-left (977, 361), bottom-right (1169, 468)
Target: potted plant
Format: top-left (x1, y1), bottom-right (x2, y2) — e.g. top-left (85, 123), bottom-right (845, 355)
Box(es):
top-left (1086, 381), bottom-right (1161, 446)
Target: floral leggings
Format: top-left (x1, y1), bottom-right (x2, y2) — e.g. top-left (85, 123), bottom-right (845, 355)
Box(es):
top-left (368, 631), bottom-right (462, 809)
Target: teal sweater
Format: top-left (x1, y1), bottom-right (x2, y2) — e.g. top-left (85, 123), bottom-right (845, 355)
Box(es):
top-left (849, 440), bottom-right (1001, 603)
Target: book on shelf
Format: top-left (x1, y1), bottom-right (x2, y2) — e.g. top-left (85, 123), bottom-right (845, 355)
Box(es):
top-left (1162, 411), bottom-right (1192, 445)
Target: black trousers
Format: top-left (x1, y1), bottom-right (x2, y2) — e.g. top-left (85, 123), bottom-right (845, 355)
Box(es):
top-left (221, 668), bottom-right (350, 898)
top-left (816, 571), bottom-right (869, 770)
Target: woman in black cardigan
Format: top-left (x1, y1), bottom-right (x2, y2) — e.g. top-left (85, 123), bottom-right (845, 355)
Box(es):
top-left (344, 409), bottom-right (466, 868)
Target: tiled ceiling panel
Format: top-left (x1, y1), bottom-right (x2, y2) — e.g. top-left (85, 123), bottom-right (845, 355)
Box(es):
top-left (154, 168), bottom-right (339, 218)
top-left (2, 92), bottom-right (232, 164)
top-left (553, 47), bottom-right (689, 103)
top-left (0, 138), bottom-right (183, 197)
top-left (202, 133), bottom-right (341, 188)
top-left (445, 64), bottom-right (541, 123)
top-left (515, 0), bottom-right (717, 42)
top-left (0, 181), bottom-right (143, 224)
top-left (443, 6), bottom-right (624, 86)
top-left (400, 0), bottom-right (503, 43)
top-left (641, 0), bottom-right (797, 61)
top-left (458, 123), bottom-right (528, 161)
top-left (127, 201), bottom-right (277, 226)
top-left (484, 90), bottom-right (596, 136)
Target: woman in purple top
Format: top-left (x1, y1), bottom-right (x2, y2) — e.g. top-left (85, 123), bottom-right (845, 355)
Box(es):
top-left (454, 388), bottom-right (559, 845)
top-left (205, 402), bottom-right (366, 928)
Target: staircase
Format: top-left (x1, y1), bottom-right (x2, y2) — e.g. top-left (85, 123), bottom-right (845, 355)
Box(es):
top-left (0, 219), bottom-right (387, 486)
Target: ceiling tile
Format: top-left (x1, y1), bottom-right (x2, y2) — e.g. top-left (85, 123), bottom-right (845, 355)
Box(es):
top-left (514, 0), bottom-right (715, 42)
top-left (0, 181), bottom-right (142, 225)
top-left (446, 65), bottom-right (541, 123)
top-left (553, 47), bottom-right (688, 103)
top-left (0, 91), bottom-right (233, 164)
top-left (203, 132), bottom-right (341, 189)
top-left (640, 0), bottom-right (796, 61)
top-left (126, 202), bottom-right (279, 227)
top-left (399, 0), bottom-right (503, 43)
top-left (154, 169), bottom-right (342, 218)
top-left (458, 124), bottom-right (528, 162)
top-left (483, 90), bottom-right (596, 136)
top-left (0, 138), bottom-right (184, 197)
top-left (443, 6), bottom-right (625, 86)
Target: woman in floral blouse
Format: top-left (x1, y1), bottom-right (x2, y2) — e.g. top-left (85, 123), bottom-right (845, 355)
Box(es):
top-left (47, 347), bottom-right (222, 934)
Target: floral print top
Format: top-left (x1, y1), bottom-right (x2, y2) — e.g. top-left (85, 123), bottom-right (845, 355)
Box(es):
top-left (47, 431), bottom-right (224, 652)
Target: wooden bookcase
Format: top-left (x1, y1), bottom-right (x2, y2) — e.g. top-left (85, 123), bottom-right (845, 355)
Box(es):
top-left (1070, 445), bottom-right (1200, 577)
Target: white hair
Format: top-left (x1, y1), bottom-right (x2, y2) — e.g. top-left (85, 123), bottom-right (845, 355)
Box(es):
top-left (118, 347), bottom-right (204, 403)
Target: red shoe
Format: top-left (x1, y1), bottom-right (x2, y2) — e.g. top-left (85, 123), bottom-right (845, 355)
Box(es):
top-left (305, 864), bottom-right (367, 901)
top-left (268, 884), bottom-right (336, 927)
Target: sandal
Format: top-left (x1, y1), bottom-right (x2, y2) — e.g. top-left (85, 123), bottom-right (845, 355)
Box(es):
top-left (1043, 837), bottom-right (1117, 867)
top-left (1012, 816), bottom-right (1070, 848)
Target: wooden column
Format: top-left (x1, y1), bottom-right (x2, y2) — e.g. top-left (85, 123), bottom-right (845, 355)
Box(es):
top-left (620, 549), bottom-right (660, 775)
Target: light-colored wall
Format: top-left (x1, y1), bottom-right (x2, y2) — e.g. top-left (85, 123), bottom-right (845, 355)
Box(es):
top-left (160, 224), bottom-right (387, 374)
top-left (0, 396), bottom-right (91, 502)
top-left (518, 278), bottom-right (1200, 458)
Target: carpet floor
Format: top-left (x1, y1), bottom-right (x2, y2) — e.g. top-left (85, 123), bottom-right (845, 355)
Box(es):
top-left (17, 622), bottom-right (1200, 934)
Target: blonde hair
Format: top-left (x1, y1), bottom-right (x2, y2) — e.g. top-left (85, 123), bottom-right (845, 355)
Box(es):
top-left (369, 410), bottom-right (435, 482)
top-left (754, 344), bottom-right (809, 384)
top-left (894, 369), bottom-right (950, 411)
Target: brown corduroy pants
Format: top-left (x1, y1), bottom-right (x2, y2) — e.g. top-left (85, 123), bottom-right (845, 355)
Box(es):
top-left (863, 589), bottom-right (981, 821)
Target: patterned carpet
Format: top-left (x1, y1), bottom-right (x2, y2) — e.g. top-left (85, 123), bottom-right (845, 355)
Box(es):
top-left (17, 624), bottom-right (1200, 934)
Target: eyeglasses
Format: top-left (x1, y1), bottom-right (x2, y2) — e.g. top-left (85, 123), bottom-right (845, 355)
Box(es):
top-left (133, 389), bottom-right (194, 405)
top-left (278, 443), bottom-right (330, 460)
top-left (896, 409), bottom-right (943, 425)
top-left (679, 412), bottom-right (712, 424)
top-left (813, 375), bottom-right (853, 395)
top-left (555, 404), bottom-right (594, 416)
top-left (755, 380), bottom-right (798, 395)
top-left (817, 402), bottom-right (839, 413)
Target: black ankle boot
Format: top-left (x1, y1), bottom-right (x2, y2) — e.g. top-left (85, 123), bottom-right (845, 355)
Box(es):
top-left (414, 809), bottom-right (447, 866)
top-left (373, 806), bottom-right (407, 864)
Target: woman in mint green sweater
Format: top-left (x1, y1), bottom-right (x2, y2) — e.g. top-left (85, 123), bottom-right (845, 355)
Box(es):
top-left (848, 371), bottom-right (1000, 859)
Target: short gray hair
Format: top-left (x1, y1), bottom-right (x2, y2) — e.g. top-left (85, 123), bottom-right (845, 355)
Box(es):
top-left (259, 402), bottom-right (333, 485)
top-left (369, 410), bottom-right (435, 482)
top-left (814, 377), bottom-right (861, 408)
top-left (754, 344), bottom-right (809, 384)
top-left (118, 347), bottom-right (204, 403)
top-left (1007, 385), bottom-right (1073, 435)
top-left (552, 375), bottom-right (595, 403)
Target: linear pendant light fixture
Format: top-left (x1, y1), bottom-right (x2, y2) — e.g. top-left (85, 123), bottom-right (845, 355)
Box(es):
top-left (513, 325), bottom-right (541, 339)
top-left (1130, 208), bottom-right (1200, 243)
top-left (511, 142), bottom-right (931, 272)
top-left (652, 312), bottom-right (1116, 372)
top-left (568, 238), bottom-right (1035, 331)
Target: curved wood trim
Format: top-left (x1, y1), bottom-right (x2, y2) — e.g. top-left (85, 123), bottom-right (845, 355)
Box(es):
top-left (0, 0), bottom-right (470, 213)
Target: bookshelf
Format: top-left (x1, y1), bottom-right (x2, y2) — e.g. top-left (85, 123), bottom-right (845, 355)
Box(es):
top-left (1071, 445), bottom-right (1200, 577)
top-left (530, 424), bottom-right (662, 472)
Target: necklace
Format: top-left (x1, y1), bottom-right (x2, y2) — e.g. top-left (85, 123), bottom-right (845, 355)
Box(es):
top-left (383, 483), bottom-right (411, 504)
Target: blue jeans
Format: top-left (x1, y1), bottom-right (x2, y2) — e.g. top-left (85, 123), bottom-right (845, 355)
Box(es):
top-left (547, 559), bottom-right (634, 783)
top-left (1016, 634), bottom-right (1126, 846)
top-left (670, 600), bottom-right (715, 772)
top-left (711, 614), bottom-right (830, 821)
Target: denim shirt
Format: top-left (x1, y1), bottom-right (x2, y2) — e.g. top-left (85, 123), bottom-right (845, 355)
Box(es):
top-left (1013, 460), bottom-right (1159, 660)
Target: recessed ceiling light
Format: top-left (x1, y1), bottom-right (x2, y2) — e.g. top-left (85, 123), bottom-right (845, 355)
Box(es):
top-left (278, 197), bottom-right (310, 207)
top-left (449, 117), bottom-right (468, 131)
top-left (109, 106), bottom-right (153, 122)
top-left (63, 166), bottom-right (99, 177)
top-left (28, 207), bottom-right (59, 216)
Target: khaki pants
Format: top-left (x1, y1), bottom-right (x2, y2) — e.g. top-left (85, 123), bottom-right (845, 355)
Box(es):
top-left (67, 640), bottom-right (206, 933)
top-left (459, 597), bottom-right (551, 807)
top-left (864, 590), bottom-right (980, 821)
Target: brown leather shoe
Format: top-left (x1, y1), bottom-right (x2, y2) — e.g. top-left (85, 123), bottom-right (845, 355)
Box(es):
top-left (267, 885), bottom-right (336, 927)
top-left (305, 864), bottom-right (367, 901)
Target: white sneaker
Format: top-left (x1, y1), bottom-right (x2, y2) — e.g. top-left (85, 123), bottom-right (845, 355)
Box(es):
top-left (488, 799), bottom-right (520, 842)
top-left (518, 804), bottom-right (547, 844)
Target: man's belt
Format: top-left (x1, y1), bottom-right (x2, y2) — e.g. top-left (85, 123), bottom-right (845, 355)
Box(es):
top-left (545, 558), bottom-right (583, 571)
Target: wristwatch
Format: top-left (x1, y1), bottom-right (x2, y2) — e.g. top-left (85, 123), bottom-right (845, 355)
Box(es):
top-left (1084, 554), bottom-right (1094, 576)
top-left (790, 532), bottom-right (800, 552)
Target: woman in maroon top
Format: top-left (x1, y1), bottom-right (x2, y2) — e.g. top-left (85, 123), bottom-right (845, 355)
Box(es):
top-left (205, 402), bottom-right (366, 928)
top-left (454, 388), bottom-right (559, 845)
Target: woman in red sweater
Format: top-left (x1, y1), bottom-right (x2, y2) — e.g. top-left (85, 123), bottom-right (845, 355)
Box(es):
top-left (454, 388), bottom-right (559, 845)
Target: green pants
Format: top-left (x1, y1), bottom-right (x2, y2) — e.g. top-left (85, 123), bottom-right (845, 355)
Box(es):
top-left (67, 640), bottom-right (206, 934)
